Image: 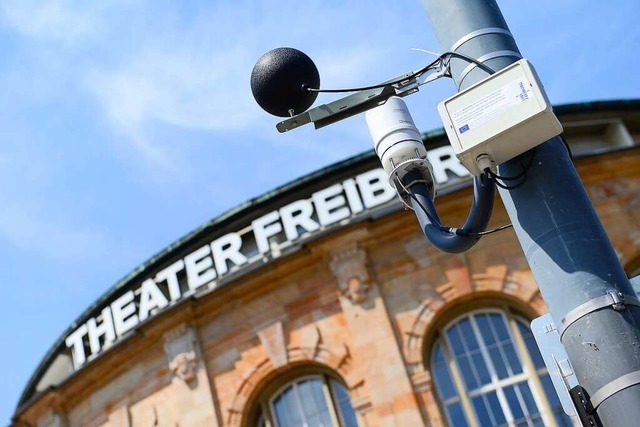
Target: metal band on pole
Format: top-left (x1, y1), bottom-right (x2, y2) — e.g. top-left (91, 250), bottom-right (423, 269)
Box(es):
top-left (591, 370), bottom-right (640, 409)
top-left (450, 27), bottom-right (514, 53)
top-left (456, 50), bottom-right (522, 87)
top-left (558, 291), bottom-right (640, 339)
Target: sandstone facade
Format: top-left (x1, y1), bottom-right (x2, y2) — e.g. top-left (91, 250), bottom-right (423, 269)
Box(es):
top-left (13, 102), bottom-right (640, 427)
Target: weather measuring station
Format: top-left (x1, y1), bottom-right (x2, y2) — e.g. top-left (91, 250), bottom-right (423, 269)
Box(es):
top-left (250, 1), bottom-right (640, 425)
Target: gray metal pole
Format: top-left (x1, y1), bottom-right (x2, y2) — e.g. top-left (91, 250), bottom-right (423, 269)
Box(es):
top-left (422, 0), bottom-right (640, 425)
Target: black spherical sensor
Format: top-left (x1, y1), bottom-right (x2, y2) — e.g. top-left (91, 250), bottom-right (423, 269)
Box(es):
top-left (251, 47), bottom-right (320, 117)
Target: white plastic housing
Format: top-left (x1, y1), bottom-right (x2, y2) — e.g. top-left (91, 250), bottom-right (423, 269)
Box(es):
top-left (437, 59), bottom-right (563, 175)
top-left (365, 96), bottom-right (427, 180)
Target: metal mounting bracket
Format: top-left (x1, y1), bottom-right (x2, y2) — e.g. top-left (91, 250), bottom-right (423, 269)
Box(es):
top-left (276, 66), bottom-right (447, 133)
top-left (276, 84), bottom-right (397, 133)
top-left (569, 386), bottom-right (601, 427)
top-left (531, 314), bottom-right (579, 418)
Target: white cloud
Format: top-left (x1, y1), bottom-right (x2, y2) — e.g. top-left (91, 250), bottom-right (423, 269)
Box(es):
top-left (0, 0), bottom-right (110, 42)
top-left (314, 47), bottom-right (391, 90)
top-left (1, 0), bottom-right (429, 180)
top-left (85, 43), bottom-right (387, 141)
top-left (0, 203), bottom-right (105, 261)
top-left (79, 1), bottom-right (395, 177)
top-left (0, 149), bottom-right (117, 264)
top-left (87, 48), bottom-right (259, 133)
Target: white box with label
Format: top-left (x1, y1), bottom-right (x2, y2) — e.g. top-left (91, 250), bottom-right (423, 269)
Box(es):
top-left (437, 59), bottom-right (562, 175)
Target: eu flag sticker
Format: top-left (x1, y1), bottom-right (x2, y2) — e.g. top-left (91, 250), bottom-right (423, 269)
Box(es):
top-left (459, 124), bottom-right (470, 134)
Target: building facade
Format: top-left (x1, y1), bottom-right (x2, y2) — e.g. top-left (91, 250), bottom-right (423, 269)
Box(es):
top-left (13, 100), bottom-right (640, 427)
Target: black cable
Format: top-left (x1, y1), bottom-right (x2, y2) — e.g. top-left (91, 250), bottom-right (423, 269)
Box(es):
top-left (452, 223), bottom-right (513, 237)
top-left (490, 176), bottom-right (527, 191)
top-left (405, 191), bottom-right (451, 233)
top-left (306, 51), bottom-right (495, 94)
top-left (399, 180), bottom-right (448, 232)
top-left (443, 51), bottom-right (496, 75)
top-left (305, 75), bottom-right (421, 94)
top-left (486, 168), bottom-right (525, 181)
top-left (484, 147), bottom-right (537, 190)
top-left (306, 56), bottom-right (441, 94)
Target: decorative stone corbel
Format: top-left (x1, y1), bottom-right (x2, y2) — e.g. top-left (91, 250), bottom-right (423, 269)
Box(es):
top-left (404, 234), bottom-right (432, 269)
top-left (350, 394), bottom-right (373, 416)
top-left (257, 321), bottom-right (288, 369)
top-left (163, 324), bottom-right (199, 384)
top-left (107, 406), bottom-right (131, 427)
top-left (329, 246), bottom-right (371, 304)
top-left (37, 412), bottom-right (67, 427)
top-left (410, 370), bottom-right (432, 393)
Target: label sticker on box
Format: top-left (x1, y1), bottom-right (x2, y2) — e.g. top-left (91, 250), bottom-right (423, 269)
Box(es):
top-left (451, 78), bottom-right (532, 135)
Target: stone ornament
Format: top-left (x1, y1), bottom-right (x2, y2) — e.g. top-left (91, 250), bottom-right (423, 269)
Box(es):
top-left (37, 413), bottom-right (66, 427)
top-left (257, 321), bottom-right (288, 368)
top-left (329, 247), bottom-right (371, 304)
top-left (169, 352), bottom-right (199, 383)
top-left (163, 324), bottom-right (200, 384)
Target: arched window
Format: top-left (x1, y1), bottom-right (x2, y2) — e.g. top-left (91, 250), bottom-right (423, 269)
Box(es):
top-left (253, 374), bottom-right (359, 427)
top-left (431, 310), bottom-right (574, 427)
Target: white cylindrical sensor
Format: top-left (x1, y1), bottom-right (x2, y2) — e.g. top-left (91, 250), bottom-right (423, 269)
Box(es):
top-left (365, 97), bottom-right (427, 179)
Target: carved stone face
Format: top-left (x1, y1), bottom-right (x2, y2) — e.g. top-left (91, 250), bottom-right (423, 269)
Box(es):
top-left (329, 247), bottom-right (372, 305)
top-left (346, 276), bottom-right (370, 304)
top-left (170, 352), bottom-right (198, 383)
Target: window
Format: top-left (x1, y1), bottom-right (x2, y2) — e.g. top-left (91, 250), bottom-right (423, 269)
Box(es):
top-left (253, 374), bottom-right (359, 427)
top-left (431, 310), bottom-right (574, 427)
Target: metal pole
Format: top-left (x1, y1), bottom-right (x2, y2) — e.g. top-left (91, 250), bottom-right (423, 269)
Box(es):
top-left (422, 0), bottom-right (640, 425)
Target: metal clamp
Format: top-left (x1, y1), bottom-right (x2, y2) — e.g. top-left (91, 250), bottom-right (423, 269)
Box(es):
top-left (590, 370), bottom-right (640, 409)
top-left (392, 158), bottom-right (435, 209)
top-left (450, 27), bottom-right (515, 53)
top-left (558, 290), bottom-right (640, 339)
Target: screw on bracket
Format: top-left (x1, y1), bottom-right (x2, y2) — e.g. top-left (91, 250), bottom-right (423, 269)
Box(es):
top-left (609, 289), bottom-right (625, 311)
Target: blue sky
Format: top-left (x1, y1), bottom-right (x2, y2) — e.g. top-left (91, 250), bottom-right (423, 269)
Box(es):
top-left (1, 0), bottom-right (639, 422)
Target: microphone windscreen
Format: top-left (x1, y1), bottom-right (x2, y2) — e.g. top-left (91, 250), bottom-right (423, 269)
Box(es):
top-left (251, 47), bottom-right (320, 117)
